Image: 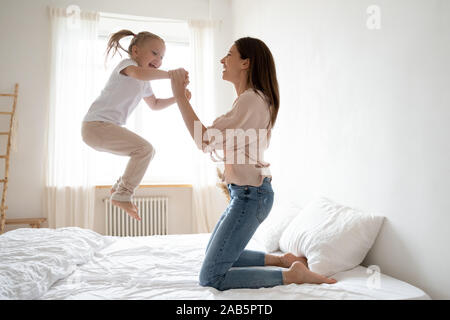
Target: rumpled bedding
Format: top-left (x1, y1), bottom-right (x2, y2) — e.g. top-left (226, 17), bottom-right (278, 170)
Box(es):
top-left (0, 227), bottom-right (113, 300)
top-left (1, 228), bottom-right (429, 300)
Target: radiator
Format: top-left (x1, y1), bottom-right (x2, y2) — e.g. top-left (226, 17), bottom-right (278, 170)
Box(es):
top-left (104, 197), bottom-right (169, 236)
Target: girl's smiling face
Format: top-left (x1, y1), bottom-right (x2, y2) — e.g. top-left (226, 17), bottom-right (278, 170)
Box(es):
top-left (132, 38), bottom-right (166, 69)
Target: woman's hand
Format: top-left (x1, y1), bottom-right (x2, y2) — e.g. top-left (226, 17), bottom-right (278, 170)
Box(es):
top-left (169, 68), bottom-right (189, 100)
top-left (168, 69), bottom-right (206, 146)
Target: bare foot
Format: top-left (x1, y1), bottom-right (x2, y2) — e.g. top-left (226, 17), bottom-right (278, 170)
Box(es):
top-left (110, 187), bottom-right (116, 195)
top-left (280, 253), bottom-right (309, 269)
top-left (283, 261), bottom-right (337, 285)
top-left (111, 199), bottom-right (141, 221)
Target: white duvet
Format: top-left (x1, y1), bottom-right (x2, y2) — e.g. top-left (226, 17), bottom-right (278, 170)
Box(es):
top-left (1, 228), bottom-right (429, 300)
top-left (0, 227), bottom-right (113, 300)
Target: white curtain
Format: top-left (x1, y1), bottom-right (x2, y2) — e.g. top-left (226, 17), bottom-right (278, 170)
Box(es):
top-left (188, 20), bottom-right (228, 233)
top-left (44, 7), bottom-right (100, 229)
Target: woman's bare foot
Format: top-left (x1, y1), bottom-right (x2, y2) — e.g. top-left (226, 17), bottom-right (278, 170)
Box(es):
top-left (265, 253), bottom-right (309, 269)
top-left (279, 253), bottom-right (309, 269)
top-left (282, 261), bottom-right (337, 285)
top-left (111, 199), bottom-right (141, 221)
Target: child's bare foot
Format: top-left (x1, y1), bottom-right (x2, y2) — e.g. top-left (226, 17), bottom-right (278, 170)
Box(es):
top-left (283, 261), bottom-right (337, 285)
top-left (111, 199), bottom-right (141, 221)
top-left (279, 253), bottom-right (309, 269)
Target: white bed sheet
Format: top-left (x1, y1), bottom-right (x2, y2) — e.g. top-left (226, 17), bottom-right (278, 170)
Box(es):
top-left (40, 233), bottom-right (430, 300)
top-left (0, 227), bottom-right (113, 300)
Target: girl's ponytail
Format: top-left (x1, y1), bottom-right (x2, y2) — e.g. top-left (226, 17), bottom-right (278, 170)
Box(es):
top-left (105, 29), bottom-right (136, 60)
top-left (105, 29), bottom-right (164, 62)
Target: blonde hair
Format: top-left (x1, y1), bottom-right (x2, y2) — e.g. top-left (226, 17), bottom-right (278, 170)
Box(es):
top-left (105, 29), bottom-right (164, 61)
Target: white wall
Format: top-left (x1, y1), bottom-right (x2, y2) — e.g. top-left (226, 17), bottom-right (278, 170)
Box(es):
top-left (0, 0), bottom-right (212, 231)
top-left (209, 0), bottom-right (236, 115)
top-left (231, 0), bottom-right (450, 299)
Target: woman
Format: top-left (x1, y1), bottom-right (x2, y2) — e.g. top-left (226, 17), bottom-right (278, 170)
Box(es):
top-left (170, 37), bottom-right (337, 290)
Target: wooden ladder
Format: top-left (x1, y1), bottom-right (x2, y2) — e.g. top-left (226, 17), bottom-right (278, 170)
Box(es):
top-left (0, 84), bottom-right (46, 233)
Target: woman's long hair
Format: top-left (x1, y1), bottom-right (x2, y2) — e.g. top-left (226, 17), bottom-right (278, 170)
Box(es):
top-left (234, 37), bottom-right (280, 128)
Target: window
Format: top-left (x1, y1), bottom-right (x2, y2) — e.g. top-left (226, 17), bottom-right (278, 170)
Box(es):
top-left (91, 13), bottom-right (194, 185)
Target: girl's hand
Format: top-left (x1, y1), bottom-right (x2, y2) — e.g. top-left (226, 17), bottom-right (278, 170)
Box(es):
top-left (168, 68), bottom-right (188, 81)
top-left (169, 68), bottom-right (189, 99)
top-left (185, 88), bottom-right (192, 101)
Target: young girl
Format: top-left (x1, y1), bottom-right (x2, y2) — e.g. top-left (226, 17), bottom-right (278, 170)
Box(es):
top-left (82, 29), bottom-right (189, 220)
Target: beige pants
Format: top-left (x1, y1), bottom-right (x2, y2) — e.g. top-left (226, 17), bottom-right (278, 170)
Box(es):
top-left (81, 121), bottom-right (155, 202)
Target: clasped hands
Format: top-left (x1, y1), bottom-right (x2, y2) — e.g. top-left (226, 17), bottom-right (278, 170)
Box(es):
top-left (168, 68), bottom-right (191, 101)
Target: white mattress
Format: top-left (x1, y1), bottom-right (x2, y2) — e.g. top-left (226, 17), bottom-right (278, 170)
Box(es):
top-left (39, 232), bottom-right (430, 300)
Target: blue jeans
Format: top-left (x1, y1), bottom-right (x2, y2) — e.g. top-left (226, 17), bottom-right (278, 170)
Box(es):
top-left (199, 177), bottom-right (283, 290)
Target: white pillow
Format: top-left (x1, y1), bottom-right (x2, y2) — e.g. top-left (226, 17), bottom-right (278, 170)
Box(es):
top-left (279, 196), bottom-right (384, 277)
top-left (253, 203), bottom-right (301, 252)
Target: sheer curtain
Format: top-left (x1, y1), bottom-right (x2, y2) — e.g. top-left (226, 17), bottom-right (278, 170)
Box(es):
top-left (188, 20), bottom-right (228, 233)
top-left (44, 7), bottom-right (100, 228)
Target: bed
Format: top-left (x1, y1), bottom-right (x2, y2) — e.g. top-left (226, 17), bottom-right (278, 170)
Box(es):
top-left (0, 227), bottom-right (430, 300)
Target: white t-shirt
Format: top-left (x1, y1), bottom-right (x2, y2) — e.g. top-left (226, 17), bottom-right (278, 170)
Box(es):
top-left (83, 59), bottom-right (154, 126)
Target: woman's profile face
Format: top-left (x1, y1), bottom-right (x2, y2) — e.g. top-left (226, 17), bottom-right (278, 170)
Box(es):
top-left (220, 44), bottom-right (247, 83)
